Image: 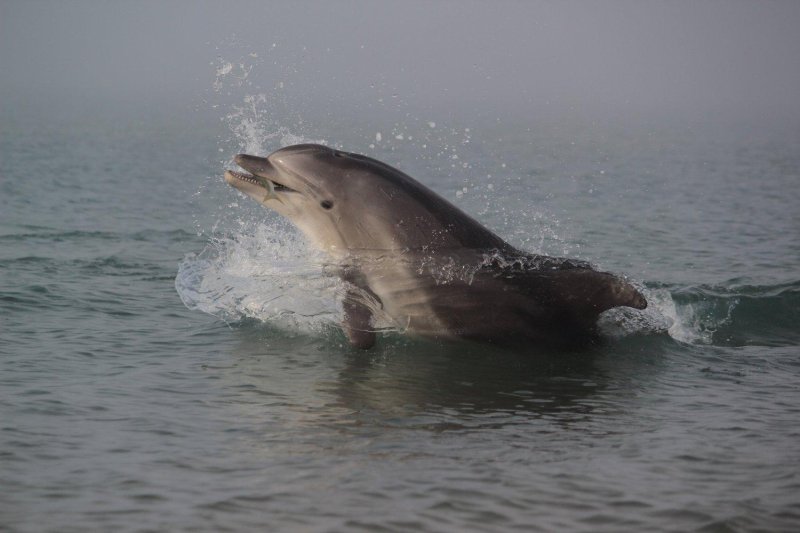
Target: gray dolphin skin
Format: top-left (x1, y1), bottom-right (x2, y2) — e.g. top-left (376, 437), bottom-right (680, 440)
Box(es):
top-left (224, 143), bottom-right (647, 350)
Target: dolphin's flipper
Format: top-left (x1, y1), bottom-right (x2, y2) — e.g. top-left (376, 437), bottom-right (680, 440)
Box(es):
top-left (342, 288), bottom-right (376, 349)
top-left (340, 267), bottom-right (381, 349)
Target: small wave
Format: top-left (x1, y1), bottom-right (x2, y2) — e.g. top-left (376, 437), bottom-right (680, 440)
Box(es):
top-left (0, 228), bottom-right (196, 243)
top-left (0, 255), bottom-right (165, 275)
top-left (674, 281), bottom-right (800, 347)
top-left (600, 280), bottom-right (800, 347)
top-left (0, 229), bottom-right (119, 243)
top-left (0, 252), bottom-right (162, 269)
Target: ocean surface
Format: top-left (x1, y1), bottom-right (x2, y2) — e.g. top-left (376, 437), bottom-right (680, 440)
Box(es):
top-left (1, 93), bottom-right (799, 532)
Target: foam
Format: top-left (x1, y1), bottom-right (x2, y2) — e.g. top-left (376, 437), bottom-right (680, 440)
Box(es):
top-left (176, 220), bottom-right (341, 334)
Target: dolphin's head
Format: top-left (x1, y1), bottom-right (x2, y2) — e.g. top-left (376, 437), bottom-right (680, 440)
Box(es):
top-left (225, 144), bottom-right (353, 254)
top-left (225, 143), bottom-right (504, 256)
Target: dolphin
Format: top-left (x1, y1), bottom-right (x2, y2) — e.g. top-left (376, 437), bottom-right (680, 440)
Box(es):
top-left (224, 143), bottom-right (646, 350)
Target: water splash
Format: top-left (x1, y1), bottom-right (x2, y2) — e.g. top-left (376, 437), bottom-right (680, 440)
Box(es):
top-left (598, 283), bottom-right (741, 345)
top-left (176, 219), bottom-right (341, 334)
top-left (185, 54), bottom-right (336, 333)
top-left (222, 94), bottom-right (326, 157)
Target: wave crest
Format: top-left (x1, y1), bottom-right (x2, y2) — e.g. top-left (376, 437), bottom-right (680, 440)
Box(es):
top-left (600, 280), bottom-right (800, 347)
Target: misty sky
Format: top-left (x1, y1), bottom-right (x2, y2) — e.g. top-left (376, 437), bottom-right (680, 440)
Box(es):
top-left (1, 0), bottom-right (799, 118)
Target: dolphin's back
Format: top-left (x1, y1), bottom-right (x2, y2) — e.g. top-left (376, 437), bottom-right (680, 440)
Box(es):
top-left (348, 153), bottom-right (512, 252)
top-left (422, 263), bottom-right (646, 348)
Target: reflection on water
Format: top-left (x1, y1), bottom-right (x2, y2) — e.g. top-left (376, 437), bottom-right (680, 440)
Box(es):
top-left (196, 328), bottom-right (695, 531)
top-left (222, 326), bottom-right (661, 439)
top-left (197, 330), bottom-right (799, 532)
top-left (333, 343), bottom-right (609, 429)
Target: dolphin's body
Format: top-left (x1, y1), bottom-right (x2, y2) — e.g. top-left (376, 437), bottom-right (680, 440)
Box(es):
top-left (224, 144), bottom-right (646, 349)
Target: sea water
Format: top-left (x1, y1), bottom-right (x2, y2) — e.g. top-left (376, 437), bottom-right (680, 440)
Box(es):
top-left (1, 89), bottom-right (799, 532)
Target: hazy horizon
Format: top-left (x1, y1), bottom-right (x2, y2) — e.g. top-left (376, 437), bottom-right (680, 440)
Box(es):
top-left (2, 1), bottom-right (800, 122)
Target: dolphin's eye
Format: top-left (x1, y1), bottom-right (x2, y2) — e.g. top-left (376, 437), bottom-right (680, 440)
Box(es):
top-left (333, 150), bottom-right (344, 158)
top-left (320, 200), bottom-right (334, 209)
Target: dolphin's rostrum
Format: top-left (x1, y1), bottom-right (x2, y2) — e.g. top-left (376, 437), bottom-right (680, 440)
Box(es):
top-left (224, 143), bottom-right (646, 349)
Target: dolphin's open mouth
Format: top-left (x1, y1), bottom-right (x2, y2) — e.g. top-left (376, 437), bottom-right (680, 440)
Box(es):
top-left (224, 169), bottom-right (296, 193)
top-left (224, 153), bottom-right (302, 196)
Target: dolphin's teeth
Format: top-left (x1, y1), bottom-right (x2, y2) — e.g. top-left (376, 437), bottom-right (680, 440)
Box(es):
top-left (227, 168), bottom-right (294, 194)
top-left (228, 170), bottom-right (260, 185)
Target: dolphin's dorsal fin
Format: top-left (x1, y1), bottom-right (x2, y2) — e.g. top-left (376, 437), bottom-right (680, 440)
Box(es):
top-left (545, 269), bottom-right (648, 317)
top-left (501, 266), bottom-right (647, 320)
